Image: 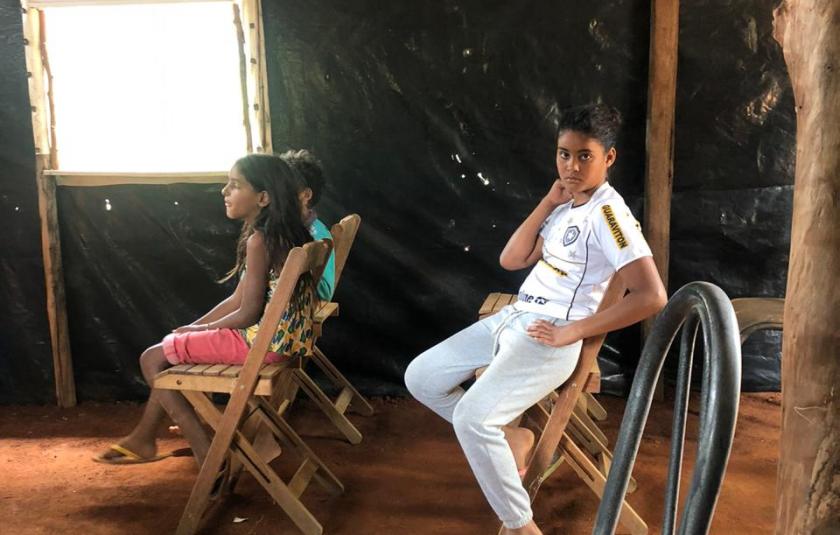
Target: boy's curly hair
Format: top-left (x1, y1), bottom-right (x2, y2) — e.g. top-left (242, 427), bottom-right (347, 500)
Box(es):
top-left (280, 149), bottom-right (325, 207)
top-left (555, 103), bottom-right (623, 150)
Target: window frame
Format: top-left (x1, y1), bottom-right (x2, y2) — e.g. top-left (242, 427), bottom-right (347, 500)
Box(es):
top-left (21, 0), bottom-right (273, 182)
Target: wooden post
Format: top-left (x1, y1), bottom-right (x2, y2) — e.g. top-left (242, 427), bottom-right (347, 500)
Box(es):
top-left (35, 158), bottom-right (75, 408)
top-left (23, 5), bottom-right (76, 407)
top-left (237, 0), bottom-right (272, 153)
top-left (232, 3), bottom-right (254, 153)
top-left (644, 0), bottom-right (679, 291)
top-left (644, 0), bottom-right (679, 400)
top-left (773, 2), bottom-right (840, 534)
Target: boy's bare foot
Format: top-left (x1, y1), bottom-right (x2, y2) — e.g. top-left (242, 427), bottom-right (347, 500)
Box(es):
top-left (503, 425), bottom-right (535, 477)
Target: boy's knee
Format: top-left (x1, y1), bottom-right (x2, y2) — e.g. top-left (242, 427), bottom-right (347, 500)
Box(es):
top-left (403, 358), bottom-right (425, 400)
top-left (452, 399), bottom-right (483, 437)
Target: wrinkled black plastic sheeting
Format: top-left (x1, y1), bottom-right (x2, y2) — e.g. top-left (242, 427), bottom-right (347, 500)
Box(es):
top-left (0, 1), bottom-right (55, 404)
top-left (263, 0), bottom-right (652, 397)
top-left (670, 186), bottom-right (792, 391)
top-left (56, 185), bottom-right (239, 401)
top-left (671, 0), bottom-right (795, 391)
top-left (264, 0), bottom-right (793, 395)
top-left (0, 0), bottom-right (795, 403)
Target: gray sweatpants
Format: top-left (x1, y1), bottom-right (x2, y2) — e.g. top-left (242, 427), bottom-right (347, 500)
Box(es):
top-left (404, 305), bottom-right (582, 529)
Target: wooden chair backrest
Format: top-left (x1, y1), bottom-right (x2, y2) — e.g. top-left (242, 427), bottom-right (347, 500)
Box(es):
top-left (329, 214), bottom-right (361, 290)
top-left (524, 273), bottom-right (627, 487)
top-left (175, 239), bottom-right (334, 535)
top-left (244, 239), bottom-right (332, 371)
top-left (580, 273), bottom-right (628, 368)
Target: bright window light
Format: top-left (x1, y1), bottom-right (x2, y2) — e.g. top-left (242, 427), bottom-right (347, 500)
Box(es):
top-left (44, 2), bottom-right (246, 172)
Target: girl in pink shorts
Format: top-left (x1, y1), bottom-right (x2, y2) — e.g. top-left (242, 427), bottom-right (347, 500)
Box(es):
top-left (95, 154), bottom-right (316, 466)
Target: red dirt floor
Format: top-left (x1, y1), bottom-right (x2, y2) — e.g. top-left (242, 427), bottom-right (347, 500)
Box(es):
top-left (0, 392), bottom-right (780, 534)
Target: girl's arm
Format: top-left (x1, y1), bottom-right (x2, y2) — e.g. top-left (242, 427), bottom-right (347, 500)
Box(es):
top-left (499, 180), bottom-right (569, 270)
top-left (526, 256), bottom-right (667, 346)
top-left (175, 233), bottom-right (271, 332)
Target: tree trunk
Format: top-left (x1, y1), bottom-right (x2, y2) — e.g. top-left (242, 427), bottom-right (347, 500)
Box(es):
top-left (773, 2), bottom-right (840, 534)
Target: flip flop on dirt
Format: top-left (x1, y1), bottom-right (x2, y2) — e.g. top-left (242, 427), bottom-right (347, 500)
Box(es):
top-left (92, 444), bottom-right (193, 465)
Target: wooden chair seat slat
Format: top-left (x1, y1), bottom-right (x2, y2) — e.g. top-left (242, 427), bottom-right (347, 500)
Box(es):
top-left (156, 361), bottom-right (295, 397)
top-left (220, 366), bottom-right (240, 378)
top-left (478, 292), bottom-right (503, 318)
top-left (201, 364), bottom-right (230, 376)
top-left (185, 364), bottom-right (212, 375)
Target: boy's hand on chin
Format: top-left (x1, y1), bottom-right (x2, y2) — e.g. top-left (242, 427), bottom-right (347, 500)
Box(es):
top-left (544, 179), bottom-right (572, 206)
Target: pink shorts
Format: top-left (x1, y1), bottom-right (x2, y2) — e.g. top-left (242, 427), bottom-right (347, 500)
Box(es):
top-left (162, 328), bottom-right (284, 366)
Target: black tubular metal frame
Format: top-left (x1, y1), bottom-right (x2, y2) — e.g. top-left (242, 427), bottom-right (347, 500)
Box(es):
top-left (592, 282), bottom-right (742, 535)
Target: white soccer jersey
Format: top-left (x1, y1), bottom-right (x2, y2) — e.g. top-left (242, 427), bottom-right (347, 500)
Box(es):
top-left (515, 182), bottom-right (652, 320)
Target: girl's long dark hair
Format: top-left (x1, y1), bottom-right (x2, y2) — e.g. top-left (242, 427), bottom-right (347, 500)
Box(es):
top-left (222, 154), bottom-right (313, 281)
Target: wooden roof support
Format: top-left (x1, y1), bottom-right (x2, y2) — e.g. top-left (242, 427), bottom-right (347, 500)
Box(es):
top-left (232, 3), bottom-right (253, 154)
top-left (36, 157), bottom-right (75, 407)
top-left (236, 0), bottom-right (272, 153)
top-left (23, 4), bottom-right (76, 407)
top-left (773, 2), bottom-right (840, 533)
top-left (45, 171), bottom-right (227, 187)
top-left (644, 0), bottom-right (678, 292)
top-left (644, 0), bottom-right (679, 401)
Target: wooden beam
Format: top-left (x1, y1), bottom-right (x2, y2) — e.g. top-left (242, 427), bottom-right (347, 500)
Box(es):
top-left (36, 156), bottom-right (76, 407)
top-left (238, 0), bottom-right (272, 153)
top-left (773, 2), bottom-right (840, 533)
top-left (232, 3), bottom-right (254, 153)
top-left (44, 171), bottom-right (227, 187)
top-left (21, 5), bottom-right (50, 160)
top-left (643, 0), bottom-right (679, 290)
top-left (23, 6), bottom-right (75, 407)
top-left (38, 9), bottom-right (58, 168)
top-left (27, 0), bottom-right (230, 8)
top-left (644, 0), bottom-right (680, 402)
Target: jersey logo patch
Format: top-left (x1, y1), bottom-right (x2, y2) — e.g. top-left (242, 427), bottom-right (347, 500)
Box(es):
top-left (563, 226), bottom-right (580, 246)
top-left (601, 205), bottom-right (628, 249)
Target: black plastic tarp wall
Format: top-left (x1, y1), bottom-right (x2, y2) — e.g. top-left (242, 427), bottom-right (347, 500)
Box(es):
top-left (0, 0), bottom-right (793, 403)
top-left (0, 2), bottom-right (55, 404)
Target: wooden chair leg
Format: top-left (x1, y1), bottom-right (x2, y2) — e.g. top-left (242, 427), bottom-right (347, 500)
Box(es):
top-left (182, 391), bottom-right (325, 535)
top-left (521, 367), bottom-right (590, 497)
top-left (573, 403), bottom-right (609, 445)
top-left (293, 370), bottom-right (363, 445)
top-left (567, 412), bottom-right (638, 494)
top-left (312, 345), bottom-right (374, 416)
top-left (175, 390), bottom-right (235, 535)
top-left (252, 397), bottom-right (344, 495)
top-left (559, 434), bottom-right (647, 535)
top-left (228, 373), bottom-right (297, 492)
top-left (581, 392), bottom-right (608, 421)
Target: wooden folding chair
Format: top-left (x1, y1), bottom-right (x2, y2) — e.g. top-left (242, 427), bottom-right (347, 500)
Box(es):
top-left (154, 240), bottom-right (343, 535)
top-left (280, 214), bottom-right (374, 445)
top-left (476, 278), bottom-right (648, 535)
